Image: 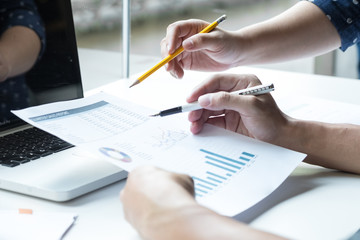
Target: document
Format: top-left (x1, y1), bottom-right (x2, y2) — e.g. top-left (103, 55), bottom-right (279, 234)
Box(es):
top-left (13, 92), bottom-right (306, 216)
top-left (278, 95), bottom-right (360, 125)
top-left (0, 209), bottom-right (77, 240)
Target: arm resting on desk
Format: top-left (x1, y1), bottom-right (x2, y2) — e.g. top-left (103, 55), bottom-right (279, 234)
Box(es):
top-left (121, 166), bottom-right (286, 240)
top-left (282, 120), bottom-right (360, 174)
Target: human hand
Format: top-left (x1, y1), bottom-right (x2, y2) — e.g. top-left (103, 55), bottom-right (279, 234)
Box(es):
top-left (121, 165), bottom-right (287, 240)
top-left (120, 166), bottom-right (196, 238)
top-left (187, 73), bottom-right (290, 145)
top-left (161, 19), bottom-right (242, 79)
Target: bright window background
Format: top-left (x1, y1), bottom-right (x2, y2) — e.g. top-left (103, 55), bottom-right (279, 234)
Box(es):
top-left (71, 0), bottom-right (358, 79)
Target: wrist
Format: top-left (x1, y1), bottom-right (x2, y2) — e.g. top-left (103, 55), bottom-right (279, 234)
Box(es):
top-left (141, 201), bottom-right (202, 240)
top-left (232, 30), bottom-right (253, 66)
top-left (270, 116), bottom-right (302, 149)
top-left (276, 117), bottom-right (318, 155)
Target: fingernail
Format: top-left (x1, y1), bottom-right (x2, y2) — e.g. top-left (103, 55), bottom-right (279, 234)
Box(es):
top-left (198, 94), bottom-right (211, 107)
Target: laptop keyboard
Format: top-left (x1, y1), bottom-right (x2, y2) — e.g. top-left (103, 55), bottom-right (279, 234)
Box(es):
top-left (0, 128), bottom-right (74, 168)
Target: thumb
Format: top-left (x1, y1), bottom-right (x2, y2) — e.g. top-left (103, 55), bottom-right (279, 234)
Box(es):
top-left (198, 92), bottom-right (248, 112)
top-left (183, 33), bottom-right (218, 52)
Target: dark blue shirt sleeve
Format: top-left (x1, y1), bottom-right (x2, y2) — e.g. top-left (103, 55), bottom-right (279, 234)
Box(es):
top-left (305, 0), bottom-right (360, 51)
top-left (0, 0), bottom-right (46, 58)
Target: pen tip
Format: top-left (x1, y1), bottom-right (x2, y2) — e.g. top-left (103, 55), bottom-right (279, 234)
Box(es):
top-left (129, 79), bottom-right (140, 88)
top-left (149, 113), bottom-right (160, 117)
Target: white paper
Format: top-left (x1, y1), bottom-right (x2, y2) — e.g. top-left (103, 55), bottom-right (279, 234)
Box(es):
top-left (13, 92), bottom-right (306, 216)
top-left (0, 210), bottom-right (77, 240)
top-left (278, 95), bottom-right (360, 125)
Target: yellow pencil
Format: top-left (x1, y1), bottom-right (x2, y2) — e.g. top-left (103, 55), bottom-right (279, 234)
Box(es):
top-left (129, 14), bottom-right (227, 88)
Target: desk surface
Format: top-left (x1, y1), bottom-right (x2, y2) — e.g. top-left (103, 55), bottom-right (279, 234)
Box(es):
top-left (2, 49), bottom-right (360, 240)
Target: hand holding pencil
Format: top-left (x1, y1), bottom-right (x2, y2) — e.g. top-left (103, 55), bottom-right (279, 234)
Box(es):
top-left (129, 15), bottom-right (227, 88)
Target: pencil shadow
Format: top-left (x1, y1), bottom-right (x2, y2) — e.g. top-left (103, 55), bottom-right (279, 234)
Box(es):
top-left (232, 170), bottom-right (360, 223)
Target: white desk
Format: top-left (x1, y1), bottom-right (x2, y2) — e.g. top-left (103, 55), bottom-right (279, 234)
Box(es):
top-left (2, 49), bottom-right (360, 240)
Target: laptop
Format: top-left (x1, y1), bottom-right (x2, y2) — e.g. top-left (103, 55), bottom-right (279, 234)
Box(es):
top-left (0, 0), bottom-right (127, 201)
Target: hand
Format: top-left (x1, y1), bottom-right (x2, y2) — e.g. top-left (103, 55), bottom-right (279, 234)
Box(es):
top-left (187, 73), bottom-right (290, 145)
top-left (121, 165), bottom-right (288, 240)
top-left (120, 166), bottom-right (196, 238)
top-left (161, 19), bottom-right (242, 79)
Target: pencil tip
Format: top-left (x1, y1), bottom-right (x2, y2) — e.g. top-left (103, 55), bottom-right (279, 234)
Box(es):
top-left (129, 79), bottom-right (140, 88)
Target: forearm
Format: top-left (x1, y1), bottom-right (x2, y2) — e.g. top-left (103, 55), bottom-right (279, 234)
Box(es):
top-left (279, 119), bottom-right (360, 174)
top-left (234, 1), bottom-right (340, 66)
top-left (142, 204), bottom-right (286, 240)
top-left (0, 26), bottom-right (41, 81)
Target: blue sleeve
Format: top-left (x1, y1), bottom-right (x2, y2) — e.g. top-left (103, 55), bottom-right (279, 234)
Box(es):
top-left (305, 0), bottom-right (360, 51)
top-left (0, 0), bottom-right (46, 58)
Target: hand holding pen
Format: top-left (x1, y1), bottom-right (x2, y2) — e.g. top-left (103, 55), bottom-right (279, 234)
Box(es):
top-left (151, 83), bottom-right (274, 117)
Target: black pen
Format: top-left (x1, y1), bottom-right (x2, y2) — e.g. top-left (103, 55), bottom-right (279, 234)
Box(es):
top-left (150, 83), bottom-right (275, 117)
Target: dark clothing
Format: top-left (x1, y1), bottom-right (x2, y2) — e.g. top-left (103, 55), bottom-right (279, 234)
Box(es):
top-left (0, 0), bottom-right (45, 123)
top-left (307, 0), bottom-right (360, 51)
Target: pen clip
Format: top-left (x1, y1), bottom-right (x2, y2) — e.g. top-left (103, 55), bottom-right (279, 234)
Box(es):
top-left (238, 84), bottom-right (274, 96)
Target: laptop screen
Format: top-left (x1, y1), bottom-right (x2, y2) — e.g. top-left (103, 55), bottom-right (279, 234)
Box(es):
top-left (0, 0), bottom-right (83, 131)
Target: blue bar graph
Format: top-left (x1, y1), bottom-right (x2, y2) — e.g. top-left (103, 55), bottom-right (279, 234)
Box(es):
top-left (192, 176), bottom-right (218, 187)
top-left (205, 161), bottom-right (236, 173)
top-left (240, 156), bottom-right (250, 161)
top-left (192, 149), bottom-right (257, 198)
top-left (201, 149), bottom-right (246, 166)
top-left (207, 177), bottom-right (223, 184)
top-left (195, 188), bottom-right (208, 194)
top-left (207, 171), bottom-right (227, 180)
top-left (205, 156), bottom-right (242, 169)
top-left (197, 183), bottom-right (213, 190)
top-left (242, 152), bottom-right (255, 158)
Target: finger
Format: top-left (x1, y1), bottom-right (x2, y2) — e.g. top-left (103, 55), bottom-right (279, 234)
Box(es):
top-left (166, 19), bottom-right (209, 54)
top-left (188, 108), bottom-right (224, 123)
top-left (164, 58), bottom-right (184, 79)
top-left (172, 59), bottom-right (185, 79)
top-left (189, 109), bottom-right (211, 134)
top-left (190, 112), bottom-right (224, 134)
top-left (186, 74), bottom-right (222, 103)
top-left (187, 74), bottom-right (262, 103)
top-left (161, 37), bottom-right (179, 75)
top-left (188, 109), bottom-right (204, 122)
top-left (190, 121), bottom-right (204, 135)
top-left (186, 74), bottom-right (240, 103)
top-left (160, 37), bottom-right (169, 59)
top-left (189, 108), bottom-right (225, 134)
top-left (183, 30), bottom-right (223, 52)
top-left (206, 116), bottom-right (226, 129)
top-left (199, 91), bottom-right (269, 119)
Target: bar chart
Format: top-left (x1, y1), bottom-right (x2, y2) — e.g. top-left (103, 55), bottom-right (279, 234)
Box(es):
top-left (193, 148), bottom-right (256, 198)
